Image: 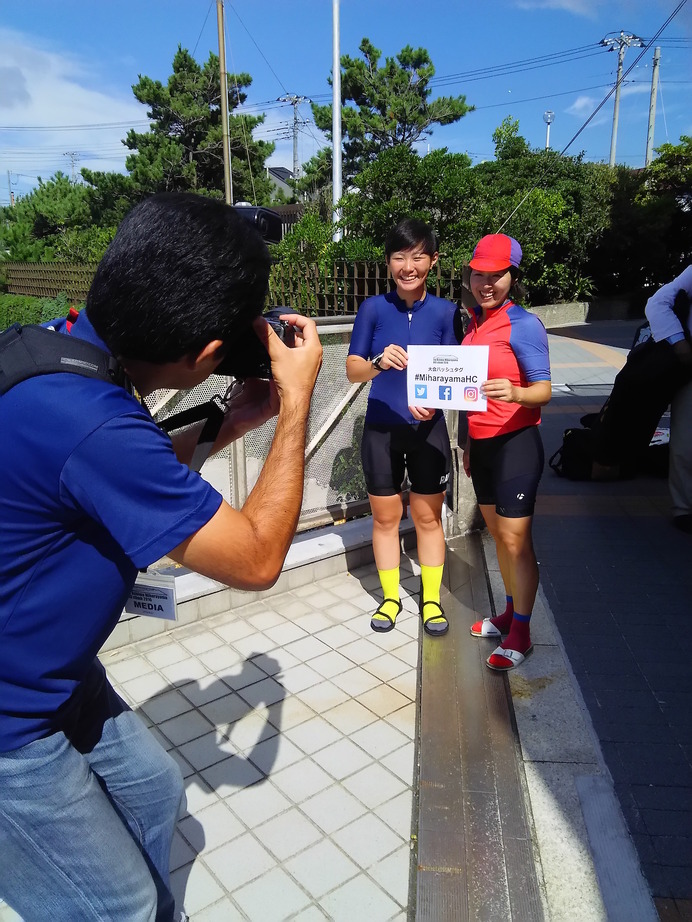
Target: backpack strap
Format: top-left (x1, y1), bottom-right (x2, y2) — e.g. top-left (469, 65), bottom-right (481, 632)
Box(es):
top-left (0, 323), bottom-right (129, 395)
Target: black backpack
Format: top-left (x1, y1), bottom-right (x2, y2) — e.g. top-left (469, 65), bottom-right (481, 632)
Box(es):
top-left (548, 426), bottom-right (596, 480)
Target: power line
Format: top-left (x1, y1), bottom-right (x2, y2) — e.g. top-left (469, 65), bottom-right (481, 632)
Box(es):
top-left (496, 0), bottom-right (690, 233)
top-left (192, 0), bottom-right (214, 57)
top-left (227, 2), bottom-right (289, 96)
top-left (0, 121), bottom-right (149, 132)
top-left (431, 48), bottom-right (606, 88)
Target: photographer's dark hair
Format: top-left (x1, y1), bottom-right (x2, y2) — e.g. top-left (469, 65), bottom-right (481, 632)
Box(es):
top-left (86, 193), bottom-right (271, 363)
top-left (385, 218), bottom-right (439, 259)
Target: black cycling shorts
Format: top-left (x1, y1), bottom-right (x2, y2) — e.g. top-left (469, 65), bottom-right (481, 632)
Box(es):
top-left (469, 425), bottom-right (544, 517)
top-left (361, 414), bottom-right (452, 497)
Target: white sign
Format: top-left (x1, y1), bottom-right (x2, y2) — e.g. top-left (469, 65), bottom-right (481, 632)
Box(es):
top-left (406, 345), bottom-right (489, 411)
top-left (124, 571), bottom-right (178, 621)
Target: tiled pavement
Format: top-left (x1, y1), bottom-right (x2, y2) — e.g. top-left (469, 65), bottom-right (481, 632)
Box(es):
top-left (110, 564), bottom-right (423, 921)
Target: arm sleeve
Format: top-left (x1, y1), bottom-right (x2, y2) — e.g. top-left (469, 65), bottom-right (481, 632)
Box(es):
top-left (645, 265), bottom-right (692, 344)
top-left (59, 412), bottom-right (223, 569)
top-left (348, 299), bottom-right (377, 359)
top-left (509, 312), bottom-right (551, 382)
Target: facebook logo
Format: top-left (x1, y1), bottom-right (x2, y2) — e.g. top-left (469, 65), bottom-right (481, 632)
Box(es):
top-left (415, 384), bottom-right (427, 399)
top-left (438, 386), bottom-right (452, 401)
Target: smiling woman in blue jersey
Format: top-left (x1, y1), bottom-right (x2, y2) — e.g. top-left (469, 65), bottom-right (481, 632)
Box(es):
top-left (347, 218), bottom-right (458, 637)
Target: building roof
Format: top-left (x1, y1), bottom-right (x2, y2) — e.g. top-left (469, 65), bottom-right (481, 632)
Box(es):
top-left (268, 166), bottom-right (294, 183)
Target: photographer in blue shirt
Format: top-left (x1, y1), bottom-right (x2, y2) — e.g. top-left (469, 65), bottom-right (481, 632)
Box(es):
top-left (0, 193), bottom-right (322, 921)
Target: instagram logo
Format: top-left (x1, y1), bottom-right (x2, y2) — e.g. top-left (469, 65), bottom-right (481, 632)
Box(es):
top-left (464, 386), bottom-right (478, 402)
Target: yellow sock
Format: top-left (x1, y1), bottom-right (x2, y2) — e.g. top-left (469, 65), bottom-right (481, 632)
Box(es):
top-left (373, 566), bottom-right (400, 621)
top-left (420, 564), bottom-right (444, 605)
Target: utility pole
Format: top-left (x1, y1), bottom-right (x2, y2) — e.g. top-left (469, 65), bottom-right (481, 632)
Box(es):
top-left (216, 0), bottom-right (245, 507)
top-left (7, 171), bottom-right (15, 207)
top-left (277, 95), bottom-right (309, 181)
top-left (600, 31), bottom-right (644, 167)
top-left (63, 151), bottom-right (79, 183)
top-left (332, 0), bottom-right (343, 242)
top-left (645, 47), bottom-right (661, 167)
top-left (216, 0), bottom-right (233, 206)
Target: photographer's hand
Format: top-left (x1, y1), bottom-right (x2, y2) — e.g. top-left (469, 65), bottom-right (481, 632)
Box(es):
top-left (216, 378), bottom-right (279, 446)
top-left (260, 313), bottom-right (323, 408)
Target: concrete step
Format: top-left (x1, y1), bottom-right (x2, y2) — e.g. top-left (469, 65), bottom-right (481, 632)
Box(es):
top-left (416, 534), bottom-right (545, 920)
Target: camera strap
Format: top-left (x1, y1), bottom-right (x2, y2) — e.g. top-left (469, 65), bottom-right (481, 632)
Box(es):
top-left (158, 394), bottom-right (230, 473)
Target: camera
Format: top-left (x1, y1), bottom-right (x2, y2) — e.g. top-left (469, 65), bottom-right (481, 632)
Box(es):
top-left (215, 307), bottom-right (297, 379)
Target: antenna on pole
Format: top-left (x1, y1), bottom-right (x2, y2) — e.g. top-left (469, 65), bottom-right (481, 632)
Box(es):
top-left (216, 0), bottom-right (233, 205)
top-left (332, 0), bottom-right (343, 242)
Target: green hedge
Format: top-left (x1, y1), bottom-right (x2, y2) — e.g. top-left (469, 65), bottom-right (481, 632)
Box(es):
top-left (0, 292), bottom-right (79, 330)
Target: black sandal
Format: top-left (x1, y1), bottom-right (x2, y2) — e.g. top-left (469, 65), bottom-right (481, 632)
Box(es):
top-left (370, 598), bottom-right (403, 633)
top-left (420, 600), bottom-right (449, 636)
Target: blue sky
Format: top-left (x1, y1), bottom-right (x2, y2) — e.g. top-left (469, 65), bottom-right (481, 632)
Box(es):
top-left (1, 0), bottom-right (690, 205)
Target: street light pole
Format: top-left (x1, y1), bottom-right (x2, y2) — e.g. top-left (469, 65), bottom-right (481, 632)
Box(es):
top-left (332, 0), bottom-right (343, 242)
top-left (543, 110), bottom-right (555, 150)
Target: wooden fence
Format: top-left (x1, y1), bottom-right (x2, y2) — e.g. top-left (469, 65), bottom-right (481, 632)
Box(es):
top-left (2, 263), bottom-right (97, 302)
top-left (2, 260), bottom-right (472, 315)
top-left (268, 261), bottom-right (471, 314)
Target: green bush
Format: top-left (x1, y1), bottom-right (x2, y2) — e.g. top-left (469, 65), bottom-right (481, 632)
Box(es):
top-left (0, 292), bottom-right (80, 329)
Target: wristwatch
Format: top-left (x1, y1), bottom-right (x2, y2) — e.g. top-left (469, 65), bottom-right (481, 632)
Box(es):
top-left (372, 352), bottom-right (385, 370)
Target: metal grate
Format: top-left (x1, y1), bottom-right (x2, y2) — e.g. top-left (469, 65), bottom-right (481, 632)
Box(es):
top-left (149, 318), bottom-right (374, 531)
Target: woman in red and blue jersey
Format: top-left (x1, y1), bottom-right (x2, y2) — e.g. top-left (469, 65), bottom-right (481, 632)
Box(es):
top-left (462, 234), bottom-right (551, 671)
top-left (347, 218), bottom-right (458, 637)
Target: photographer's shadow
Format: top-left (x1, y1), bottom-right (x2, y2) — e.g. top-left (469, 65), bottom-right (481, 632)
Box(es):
top-left (135, 652), bottom-right (285, 908)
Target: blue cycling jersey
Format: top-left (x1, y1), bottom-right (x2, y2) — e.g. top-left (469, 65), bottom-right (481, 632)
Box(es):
top-left (0, 312), bottom-right (222, 751)
top-left (348, 290), bottom-right (458, 425)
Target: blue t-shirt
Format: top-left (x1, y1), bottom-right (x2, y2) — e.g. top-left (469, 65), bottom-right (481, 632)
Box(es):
top-left (348, 291), bottom-right (458, 425)
top-left (0, 314), bottom-right (222, 751)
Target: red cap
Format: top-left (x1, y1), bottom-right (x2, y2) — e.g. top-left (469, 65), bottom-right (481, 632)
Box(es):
top-left (469, 234), bottom-right (522, 272)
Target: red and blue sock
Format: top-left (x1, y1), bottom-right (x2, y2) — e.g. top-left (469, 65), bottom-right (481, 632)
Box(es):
top-left (490, 595), bottom-right (514, 634)
top-left (503, 611), bottom-right (532, 654)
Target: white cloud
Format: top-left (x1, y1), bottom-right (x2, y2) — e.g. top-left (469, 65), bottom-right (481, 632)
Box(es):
top-left (567, 95), bottom-right (599, 117)
top-left (620, 82), bottom-right (655, 98)
top-left (513, 0), bottom-right (597, 17)
top-left (0, 29), bottom-right (147, 192)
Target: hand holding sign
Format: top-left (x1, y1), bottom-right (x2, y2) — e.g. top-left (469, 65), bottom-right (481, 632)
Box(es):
top-left (481, 377), bottom-right (516, 403)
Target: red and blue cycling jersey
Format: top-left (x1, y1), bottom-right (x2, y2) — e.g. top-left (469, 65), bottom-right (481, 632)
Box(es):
top-left (463, 300), bottom-right (550, 439)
